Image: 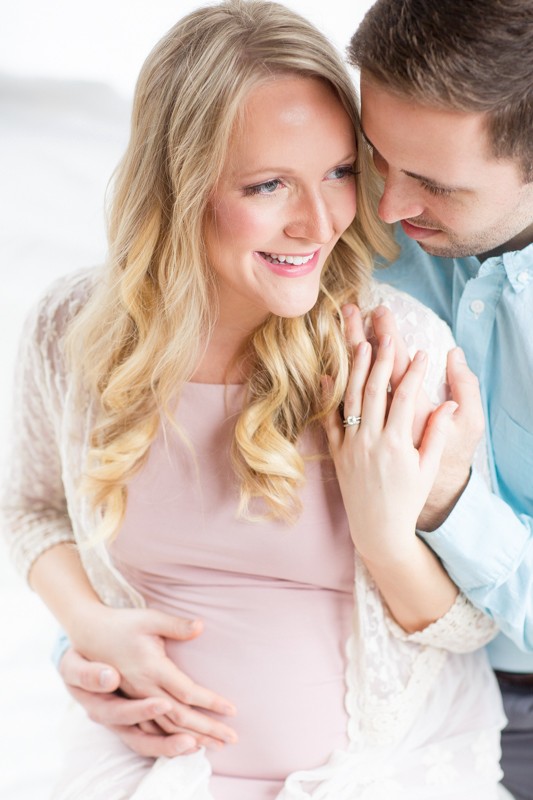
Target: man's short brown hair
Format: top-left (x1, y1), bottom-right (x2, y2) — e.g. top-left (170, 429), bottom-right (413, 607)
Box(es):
top-left (349, 0), bottom-right (533, 180)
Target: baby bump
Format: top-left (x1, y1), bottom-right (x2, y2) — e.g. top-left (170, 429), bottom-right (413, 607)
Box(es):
top-left (157, 583), bottom-right (353, 780)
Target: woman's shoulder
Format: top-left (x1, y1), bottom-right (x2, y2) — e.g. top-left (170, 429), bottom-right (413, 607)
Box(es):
top-left (26, 266), bottom-right (100, 344)
top-left (363, 280), bottom-right (455, 354)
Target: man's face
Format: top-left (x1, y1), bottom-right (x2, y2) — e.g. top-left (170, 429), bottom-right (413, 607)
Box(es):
top-left (361, 76), bottom-right (533, 258)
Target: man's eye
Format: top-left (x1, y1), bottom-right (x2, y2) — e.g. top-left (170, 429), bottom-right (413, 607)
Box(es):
top-left (420, 181), bottom-right (452, 197)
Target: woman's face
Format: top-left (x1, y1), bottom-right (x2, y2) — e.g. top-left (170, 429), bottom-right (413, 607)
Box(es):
top-left (205, 75), bottom-right (357, 332)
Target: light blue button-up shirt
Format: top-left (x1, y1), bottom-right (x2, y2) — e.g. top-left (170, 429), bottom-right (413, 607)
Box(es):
top-left (377, 228), bottom-right (533, 671)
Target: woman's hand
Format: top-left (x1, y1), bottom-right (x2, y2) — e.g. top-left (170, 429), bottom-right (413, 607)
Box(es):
top-left (29, 544), bottom-right (237, 752)
top-left (371, 304), bottom-right (484, 531)
top-left (68, 605), bottom-right (238, 751)
top-left (59, 648), bottom-right (202, 757)
top-left (323, 304), bottom-right (459, 631)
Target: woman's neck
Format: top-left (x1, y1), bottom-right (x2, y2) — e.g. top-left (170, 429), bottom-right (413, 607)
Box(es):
top-left (190, 323), bottom-right (252, 385)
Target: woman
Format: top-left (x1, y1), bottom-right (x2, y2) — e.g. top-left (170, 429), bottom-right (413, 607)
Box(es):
top-left (1, 1), bottom-right (505, 798)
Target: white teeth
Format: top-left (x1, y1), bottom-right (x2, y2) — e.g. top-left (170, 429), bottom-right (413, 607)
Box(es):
top-left (264, 252), bottom-right (314, 265)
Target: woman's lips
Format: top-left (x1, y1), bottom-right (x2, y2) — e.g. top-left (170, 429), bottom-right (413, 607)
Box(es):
top-left (256, 250), bottom-right (320, 277)
top-left (400, 219), bottom-right (441, 240)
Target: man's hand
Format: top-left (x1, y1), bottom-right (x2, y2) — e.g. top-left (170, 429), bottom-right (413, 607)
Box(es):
top-left (59, 608), bottom-right (238, 756)
top-left (371, 305), bottom-right (484, 530)
top-left (416, 347), bottom-right (484, 530)
top-left (59, 648), bottom-right (200, 757)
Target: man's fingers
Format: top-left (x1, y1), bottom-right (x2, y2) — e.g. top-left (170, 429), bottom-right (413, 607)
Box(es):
top-left (418, 401), bottom-right (458, 479)
top-left (446, 348), bottom-right (484, 427)
top-left (67, 685), bottom-right (172, 727)
top-left (59, 648), bottom-right (121, 693)
top-left (111, 726), bottom-right (200, 759)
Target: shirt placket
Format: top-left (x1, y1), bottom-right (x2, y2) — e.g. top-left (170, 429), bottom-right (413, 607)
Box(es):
top-left (455, 263), bottom-right (505, 489)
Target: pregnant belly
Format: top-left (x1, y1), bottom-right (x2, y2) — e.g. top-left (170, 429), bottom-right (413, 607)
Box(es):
top-left (149, 582), bottom-right (352, 781)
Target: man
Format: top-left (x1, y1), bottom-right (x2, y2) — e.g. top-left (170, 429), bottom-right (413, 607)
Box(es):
top-left (59, 0), bottom-right (533, 796)
top-left (348, 2), bottom-right (533, 798)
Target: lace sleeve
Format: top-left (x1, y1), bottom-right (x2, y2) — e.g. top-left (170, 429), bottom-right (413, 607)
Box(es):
top-left (384, 591), bottom-right (497, 652)
top-left (0, 272), bottom-right (91, 580)
top-left (363, 282), bottom-right (498, 652)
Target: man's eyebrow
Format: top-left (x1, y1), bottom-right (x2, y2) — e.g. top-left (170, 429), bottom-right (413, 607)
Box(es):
top-left (402, 169), bottom-right (464, 192)
top-left (361, 128), bottom-right (466, 193)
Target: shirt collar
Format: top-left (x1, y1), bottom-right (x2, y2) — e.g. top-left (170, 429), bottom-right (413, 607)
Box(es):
top-left (477, 241), bottom-right (533, 293)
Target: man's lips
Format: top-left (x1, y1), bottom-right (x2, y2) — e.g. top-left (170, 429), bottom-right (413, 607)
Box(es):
top-left (400, 219), bottom-right (441, 240)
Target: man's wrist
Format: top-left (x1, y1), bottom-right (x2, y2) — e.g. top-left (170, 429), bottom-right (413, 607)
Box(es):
top-left (417, 469), bottom-right (471, 532)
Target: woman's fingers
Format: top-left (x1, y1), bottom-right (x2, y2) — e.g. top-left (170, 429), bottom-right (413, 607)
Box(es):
top-left (341, 303), bottom-right (366, 347)
top-left (385, 350), bottom-right (427, 437)
top-left (155, 659), bottom-right (236, 717)
top-left (359, 335), bottom-right (395, 432)
top-left (342, 341), bottom-right (371, 429)
top-left (153, 699), bottom-right (238, 744)
top-left (371, 306), bottom-right (411, 390)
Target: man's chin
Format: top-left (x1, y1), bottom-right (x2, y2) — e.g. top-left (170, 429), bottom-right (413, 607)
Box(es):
top-left (415, 238), bottom-right (471, 259)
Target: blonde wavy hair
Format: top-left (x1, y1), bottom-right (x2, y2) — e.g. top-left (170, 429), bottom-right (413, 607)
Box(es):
top-left (67, 0), bottom-right (395, 540)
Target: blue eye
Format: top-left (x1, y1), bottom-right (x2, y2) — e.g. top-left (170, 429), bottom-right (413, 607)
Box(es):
top-left (244, 179), bottom-right (282, 196)
top-left (326, 165), bottom-right (356, 181)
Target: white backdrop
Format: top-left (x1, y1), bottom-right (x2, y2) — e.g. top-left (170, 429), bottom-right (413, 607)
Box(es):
top-left (0, 1), bottom-right (373, 797)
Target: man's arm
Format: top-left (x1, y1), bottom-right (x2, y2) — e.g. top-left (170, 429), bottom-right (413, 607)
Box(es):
top-left (418, 471), bottom-right (533, 651)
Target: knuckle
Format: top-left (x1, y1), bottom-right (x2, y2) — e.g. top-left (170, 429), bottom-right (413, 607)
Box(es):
top-left (394, 387), bottom-right (410, 403)
top-left (176, 688), bottom-right (194, 706)
top-left (365, 380), bottom-right (379, 399)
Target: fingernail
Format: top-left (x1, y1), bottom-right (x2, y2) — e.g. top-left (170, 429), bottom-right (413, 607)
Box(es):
top-left (381, 334), bottom-right (391, 347)
top-left (356, 342), bottom-right (370, 358)
top-left (221, 703), bottom-right (237, 716)
top-left (341, 305), bottom-right (353, 318)
top-left (99, 668), bottom-right (114, 689)
top-left (186, 619), bottom-right (201, 632)
top-left (373, 306), bottom-right (386, 318)
top-left (454, 347), bottom-right (466, 363)
top-left (414, 350), bottom-right (426, 363)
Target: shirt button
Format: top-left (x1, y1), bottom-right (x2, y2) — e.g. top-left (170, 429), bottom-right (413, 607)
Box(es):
top-left (517, 271), bottom-right (530, 284)
top-left (470, 299), bottom-right (485, 315)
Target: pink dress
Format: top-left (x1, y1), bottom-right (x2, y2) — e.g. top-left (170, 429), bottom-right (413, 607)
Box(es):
top-left (110, 383), bottom-right (354, 799)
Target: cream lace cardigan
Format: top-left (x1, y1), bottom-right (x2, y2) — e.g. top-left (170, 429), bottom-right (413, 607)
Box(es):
top-left (1, 270), bottom-right (505, 799)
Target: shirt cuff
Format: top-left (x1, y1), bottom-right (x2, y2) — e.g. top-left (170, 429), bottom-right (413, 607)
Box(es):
top-left (418, 469), bottom-right (529, 591)
top-left (51, 629), bottom-right (71, 669)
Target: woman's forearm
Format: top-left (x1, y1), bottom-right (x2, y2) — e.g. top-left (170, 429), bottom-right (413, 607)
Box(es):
top-left (359, 536), bottom-right (458, 633)
top-left (28, 542), bottom-right (106, 642)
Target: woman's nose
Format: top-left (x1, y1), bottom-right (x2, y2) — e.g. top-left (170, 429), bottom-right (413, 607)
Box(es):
top-left (284, 190), bottom-right (335, 243)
